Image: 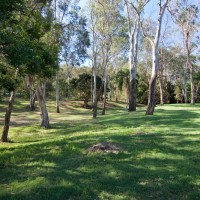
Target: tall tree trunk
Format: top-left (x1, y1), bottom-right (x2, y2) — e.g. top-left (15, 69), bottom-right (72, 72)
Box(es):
top-left (36, 82), bottom-right (50, 128)
top-left (185, 32), bottom-right (195, 104)
top-left (102, 78), bottom-right (107, 115)
top-left (56, 73), bottom-right (60, 113)
top-left (128, 35), bottom-right (136, 111)
top-left (159, 78), bottom-right (164, 105)
top-left (93, 66), bottom-right (98, 118)
top-left (159, 65), bottom-right (164, 105)
top-left (189, 65), bottom-right (195, 104)
top-left (146, 45), bottom-right (158, 115)
top-left (145, 0), bottom-right (168, 115)
top-left (159, 48), bottom-right (164, 105)
top-left (1, 69), bottom-right (18, 142)
top-left (129, 20), bottom-right (139, 112)
top-left (183, 63), bottom-right (188, 103)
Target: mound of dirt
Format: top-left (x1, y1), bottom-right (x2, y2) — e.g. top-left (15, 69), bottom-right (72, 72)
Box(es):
top-left (88, 142), bottom-right (120, 154)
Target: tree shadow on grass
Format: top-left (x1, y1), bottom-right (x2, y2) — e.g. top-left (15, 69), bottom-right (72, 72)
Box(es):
top-left (0, 131), bottom-right (200, 200)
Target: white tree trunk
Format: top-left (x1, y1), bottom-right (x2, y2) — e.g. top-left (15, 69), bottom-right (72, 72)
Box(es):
top-left (146, 0), bottom-right (168, 115)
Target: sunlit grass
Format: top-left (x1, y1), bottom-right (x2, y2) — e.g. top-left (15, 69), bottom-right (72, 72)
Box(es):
top-left (0, 99), bottom-right (200, 199)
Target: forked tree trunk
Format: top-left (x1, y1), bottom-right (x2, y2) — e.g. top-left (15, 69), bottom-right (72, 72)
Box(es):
top-left (36, 82), bottom-right (50, 128)
top-left (1, 68), bottom-right (18, 142)
top-left (145, 0), bottom-right (168, 115)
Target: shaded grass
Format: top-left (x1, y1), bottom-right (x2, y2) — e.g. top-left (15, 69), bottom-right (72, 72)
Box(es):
top-left (0, 100), bottom-right (200, 199)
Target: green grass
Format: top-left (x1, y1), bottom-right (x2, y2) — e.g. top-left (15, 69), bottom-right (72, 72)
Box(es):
top-left (0, 100), bottom-right (200, 200)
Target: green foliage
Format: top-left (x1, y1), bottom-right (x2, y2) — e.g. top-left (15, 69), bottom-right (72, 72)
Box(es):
top-left (0, 0), bottom-right (58, 90)
top-left (70, 73), bottom-right (102, 107)
top-left (174, 84), bottom-right (182, 103)
top-left (116, 68), bottom-right (129, 92)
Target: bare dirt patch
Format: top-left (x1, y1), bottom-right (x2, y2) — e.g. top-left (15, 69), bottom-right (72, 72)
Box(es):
top-left (88, 142), bottom-right (120, 154)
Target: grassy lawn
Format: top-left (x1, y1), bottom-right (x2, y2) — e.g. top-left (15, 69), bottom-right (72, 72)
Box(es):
top-left (0, 100), bottom-right (200, 200)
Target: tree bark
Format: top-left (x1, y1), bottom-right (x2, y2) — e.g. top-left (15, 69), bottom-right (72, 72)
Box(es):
top-left (30, 90), bottom-right (36, 111)
top-left (1, 90), bottom-right (17, 142)
top-left (183, 63), bottom-right (188, 103)
top-left (1, 68), bottom-right (18, 142)
top-left (102, 78), bottom-right (107, 115)
top-left (145, 0), bottom-right (168, 115)
top-left (189, 65), bottom-right (195, 104)
top-left (185, 32), bottom-right (195, 104)
top-left (129, 20), bottom-right (139, 112)
top-left (36, 82), bottom-right (50, 128)
top-left (159, 66), bottom-right (164, 105)
top-left (67, 75), bottom-right (70, 98)
top-left (93, 66), bottom-right (98, 118)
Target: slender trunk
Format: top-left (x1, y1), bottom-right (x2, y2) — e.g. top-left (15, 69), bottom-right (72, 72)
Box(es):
top-left (36, 82), bottom-right (50, 128)
top-left (189, 66), bottom-right (195, 104)
top-left (159, 79), bottom-right (164, 105)
top-left (183, 63), bottom-right (188, 103)
top-left (93, 66), bottom-right (98, 118)
top-left (56, 73), bottom-right (60, 113)
top-left (1, 69), bottom-right (18, 142)
top-left (159, 67), bottom-right (164, 105)
top-left (1, 90), bottom-right (17, 142)
top-left (159, 48), bottom-right (164, 105)
top-left (185, 31), bottom-right (195, 104)
top-left (102, 78), bottom-right (107, 115)
top-left (67, 75), bottom-right (70, 98)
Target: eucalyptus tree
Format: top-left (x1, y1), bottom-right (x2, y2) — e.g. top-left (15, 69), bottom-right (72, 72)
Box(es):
top-left (124, 0), bottom-right (149, 111)
top-left (53, 0), bottom-right (89, 112)
top-left (88, 0), bottom-right (100, 118)
top-left (61, 5), bottom-right (90, 98)
top-left (96, 0), bottom-right (123, 115)
top-left (0, 0), bottom-right (58, 142)
top-left (169, 0), bottom-right (199, 104)
top-left (141, 0), bottom-right (169, 115)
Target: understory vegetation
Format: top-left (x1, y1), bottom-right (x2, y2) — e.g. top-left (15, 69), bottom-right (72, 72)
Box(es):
top-left (0, 100), bottom-right (200, 200)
